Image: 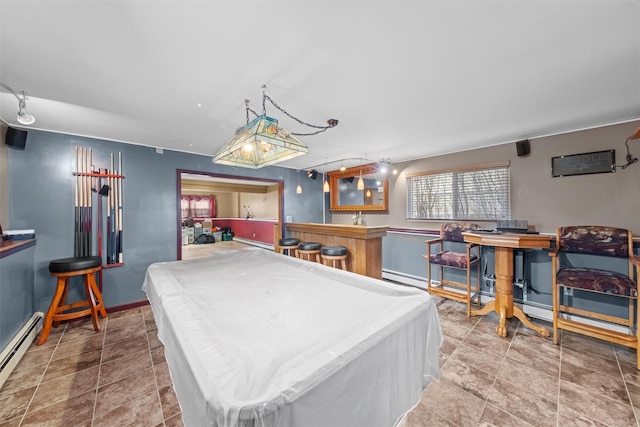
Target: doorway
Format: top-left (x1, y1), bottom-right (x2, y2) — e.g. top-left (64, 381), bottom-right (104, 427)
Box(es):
top-left (176, 169), bottom-right (284, 260)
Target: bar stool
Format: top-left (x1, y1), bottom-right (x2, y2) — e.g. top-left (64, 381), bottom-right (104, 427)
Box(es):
top-left (321, 246), bottom-right (348, 270)
top-left (38, 256), bottom-right (107, 345)
top-left (298, 242), bottom-right (322, 262)
top-left (278, 238), bottom-right (300, 257)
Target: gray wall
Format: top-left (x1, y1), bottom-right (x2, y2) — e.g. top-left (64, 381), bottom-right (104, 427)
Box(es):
top-left (334, 120), bottom-right (640, 235)
top-left (375, 120), bottom-right (640, 316)
top-left (5, 130), bottom-right (326, 312)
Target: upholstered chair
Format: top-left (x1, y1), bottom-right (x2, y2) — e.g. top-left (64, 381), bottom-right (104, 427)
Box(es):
top-left (550, 225), bottom-right (640, 369)
top-left (424, 222), bottom-right (481, 316)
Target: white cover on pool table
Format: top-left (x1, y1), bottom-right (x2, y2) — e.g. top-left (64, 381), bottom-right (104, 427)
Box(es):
top-left (142, 249), bottom-right (442, 427)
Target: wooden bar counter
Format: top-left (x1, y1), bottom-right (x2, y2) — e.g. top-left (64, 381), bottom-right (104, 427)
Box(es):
top-left (285, 223), bottom-right (388, 279)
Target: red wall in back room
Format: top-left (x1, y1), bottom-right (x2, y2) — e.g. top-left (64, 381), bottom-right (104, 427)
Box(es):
top-left (213, 219), bottom-right (277, 245)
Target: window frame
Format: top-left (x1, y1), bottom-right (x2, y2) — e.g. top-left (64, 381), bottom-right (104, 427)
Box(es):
top-left (406, 161), bottom-right (511, 221)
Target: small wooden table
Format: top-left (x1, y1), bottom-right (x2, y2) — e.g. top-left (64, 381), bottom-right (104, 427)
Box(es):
top-left (462, 231), bottom-right (553, 338)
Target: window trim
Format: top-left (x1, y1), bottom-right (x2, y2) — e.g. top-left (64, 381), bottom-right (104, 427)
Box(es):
top-left (405, 161), bottom-right (510, 178)
top-left (406, 161), bottom-right (511, 221)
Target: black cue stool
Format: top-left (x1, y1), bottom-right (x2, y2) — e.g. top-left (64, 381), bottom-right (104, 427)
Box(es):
top-left (297, 242), bottom-right (322, 263)
top-left (38, 256), bottom-right (107, 345)
top-left (278, 238), bottom-right (300, 257)
top-left (321, 245), bottom-right (348, 271)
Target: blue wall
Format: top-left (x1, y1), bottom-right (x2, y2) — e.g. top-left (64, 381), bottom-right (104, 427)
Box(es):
top-left (0, 243), bottom-right (35, 351)
top-left (7, 130), bottom-right (326, 312)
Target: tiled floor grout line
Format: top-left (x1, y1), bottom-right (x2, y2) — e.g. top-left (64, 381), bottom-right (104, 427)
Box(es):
top-left (145, 307), bottom-right (168, 427)
top-left (17, 324), bottom-right (67, 427)
top-left (556, 343), bottom-right (563, 427)
top-left (616, 349), bottom-right (640, 426)
top-left (479, 322), bottom-right (519, 427)
top-left (90, 313), bottom-right (110, 427)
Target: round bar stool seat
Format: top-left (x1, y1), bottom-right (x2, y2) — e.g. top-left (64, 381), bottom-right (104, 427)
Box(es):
top-left (297, 242), bottom-right (322, 262)
top-left (278, 238), bottom-right (300, 257)
top-left (38, 256), bottom-right (107, 345)
top-left (321, 245), bottom-right (348, 270)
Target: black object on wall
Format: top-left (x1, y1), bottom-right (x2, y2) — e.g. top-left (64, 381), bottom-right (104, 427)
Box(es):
top-left (5, 127), bottom-right (27, 149)
top-left (516, 139), bottom-right (530, 157)
top-left (551, 149), bottom-right (616, 177)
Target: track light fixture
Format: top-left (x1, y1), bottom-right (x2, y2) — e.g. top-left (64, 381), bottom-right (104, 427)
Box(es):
top-left (0, 82), bottom-right (36, 125)
top-left (307, 169), bottom-right (318, 180)
top-left (378, 159), bottom-right (397, 175)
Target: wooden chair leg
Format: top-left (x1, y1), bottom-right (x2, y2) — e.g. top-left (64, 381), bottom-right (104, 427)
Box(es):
top-left (83, 275), bottom-right (101, 332)
top-left (52, 277), bottom-right (70, 328)
top-left (38, 277), bottom-right (67, 345)
top-left (88, 273), bottom-right (107, 318)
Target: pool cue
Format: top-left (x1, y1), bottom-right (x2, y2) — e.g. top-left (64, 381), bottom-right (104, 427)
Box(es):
top-left (97, 176), bottom-right (103, 291)
top-left (111, 160), bottom-right (117, 263)
top-left (109, 153), bottom-right (116, 264)
top-left (84, 147), bottom-right (90, 256)
top-left (112, 155), bottom-right (118, 264)
top-left (87, 148), bottom-right (93, 256)
top-left (97, 173), bottom-right (102, 266)
top-left (98, 168), bottom-right (109, 269)
top-left (81, 147), bottom-right (87, 256)
top-left (117, 152), bottom-right (123, 263)
top-left (106, 154), bottom-right (113, 263)
top-left (74, 147), bottom-right (80, 257)
top-left (80, 147), bottom-right (85, 256)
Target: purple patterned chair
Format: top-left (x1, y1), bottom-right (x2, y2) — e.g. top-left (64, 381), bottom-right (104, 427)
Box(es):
top-left (550, 226), bottom-right (640, 369)
top-left (423, 222), bottom-right (481, 316)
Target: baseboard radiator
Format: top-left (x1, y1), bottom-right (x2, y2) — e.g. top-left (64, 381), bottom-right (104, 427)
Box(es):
top-left (0, 312), bottom-right (44, 389)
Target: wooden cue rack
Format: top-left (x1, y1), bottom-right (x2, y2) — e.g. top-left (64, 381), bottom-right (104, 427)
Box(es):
top-left (72, 147), bottom-right (125, 290)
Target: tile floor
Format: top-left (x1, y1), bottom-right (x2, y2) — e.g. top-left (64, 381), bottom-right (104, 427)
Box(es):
top-left (0, 305), bottom-right (180, 427)
top-left (399, 298), bottom-right (640, 427)
top-left (1, 246), bottom-right (639, 426)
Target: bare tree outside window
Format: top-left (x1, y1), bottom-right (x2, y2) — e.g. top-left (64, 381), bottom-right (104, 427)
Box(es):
top-left (406, 162), bottom-right (510, 220)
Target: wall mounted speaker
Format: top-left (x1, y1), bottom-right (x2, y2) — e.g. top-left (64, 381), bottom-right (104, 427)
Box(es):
top-left (516, 139), bottom-right (530, 157)
top-left (5, 127), bottom-right (27, 150)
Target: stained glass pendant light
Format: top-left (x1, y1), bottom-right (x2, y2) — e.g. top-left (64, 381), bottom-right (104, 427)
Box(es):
top-left (213, 85), bottom-right (338, 169)
top-left (213, 115), bottom-right (308, 169)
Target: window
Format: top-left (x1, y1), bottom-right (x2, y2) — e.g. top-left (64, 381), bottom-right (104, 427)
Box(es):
top-left (406, 162), bottom-right (510, 220)
top-left (181, 195), bottom-right (216, 219)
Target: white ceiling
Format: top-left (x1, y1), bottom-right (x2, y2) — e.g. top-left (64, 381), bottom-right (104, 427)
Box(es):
top-left (1, 1), bottom-right (639, 172)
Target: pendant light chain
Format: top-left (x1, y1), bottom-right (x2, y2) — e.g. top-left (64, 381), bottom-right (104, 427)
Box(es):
top-left (244, 99), bottom-right (259, 125)
top-left (263, 94), bottom-right (337, 135)
top-left (258, 84), bottom-right (338, 136)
